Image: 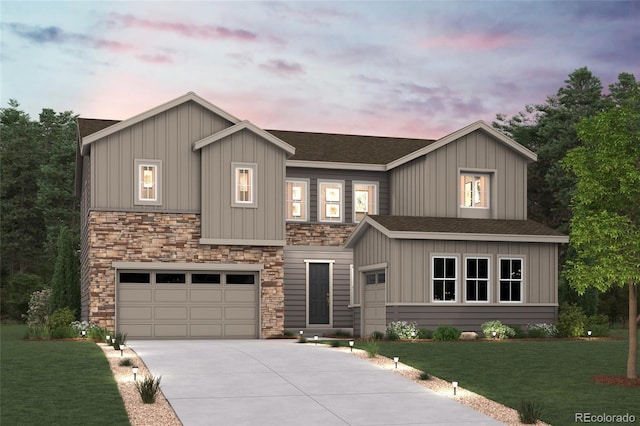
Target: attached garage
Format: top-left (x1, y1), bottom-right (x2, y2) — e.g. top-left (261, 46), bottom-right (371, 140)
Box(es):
top-left (115, 264), bottom-right (261, 339)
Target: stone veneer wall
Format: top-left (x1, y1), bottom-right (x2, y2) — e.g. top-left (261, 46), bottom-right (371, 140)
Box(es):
top-left (286, 223), bottom-right (357, 246)
top-left (86, 211), bottom-right (284, 338)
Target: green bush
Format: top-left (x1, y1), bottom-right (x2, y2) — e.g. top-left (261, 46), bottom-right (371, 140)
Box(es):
top-left (433, 325), bottom-right (461, 341)
top-left (385, 321), bottom-right (418, 340)
top-left (419, 371), bottom-right (431, 380)
top-left (24, 288), bottom-right (52, 326)
top-left (362, 339), bottom-right (380, 358)
top-left (47, 307), bottom-right (76, 338)
top-left (418, 328), bottom-right (433, 339)
top-left (481, 320), bottom-right (516, 339)
top-left (509, 324), bottom-right (527, 338)
top-left (556, 303), bottom-right (587, 337)
top-left (25, 324), bottom-right (50, 340)
top-left (370, 331), bottom-right (384, 341)
top-left (111, 332), bottom-right (128, 350)
top-left (526, 323), bottom-right (558, 338)
top-left (135, 375), bottom-right (162, 404)
top-left (119, 358), bottom-right (133, 367)
top-left (518, 400), bottom-right (543, 424)
top-left (585, 314), bottom-right (610, 337)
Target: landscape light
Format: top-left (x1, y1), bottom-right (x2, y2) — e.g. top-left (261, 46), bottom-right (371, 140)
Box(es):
top-left (106, 334), bottom-right (110, 343)
top-left (452, 381), bottom-right (458, 395)
top-left (393, 356), bottom-right (399, 369)
top-left (119, 344), bottom-right (125, 357)
top-left (314, 335), bottom-right (318, 345)
top-left (587, 330), bottom-right (592, 338)
top-left (349, 340), bottom-right (354, 352)
top-left (132, 366), bottom-right (138, 381)
top-left (81, 330), bottom-right (86, 339)
top-left (492, 331), bottom-right (497, 339)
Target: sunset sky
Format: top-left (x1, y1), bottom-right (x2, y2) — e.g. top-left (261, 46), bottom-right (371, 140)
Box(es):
top-left (1, 0), bottom-right (638, 139)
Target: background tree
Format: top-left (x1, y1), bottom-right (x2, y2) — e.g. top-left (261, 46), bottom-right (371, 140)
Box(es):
top-left (50, 226), bottom-right (81, 318)
top-left (563, 97), bottom-right (640, 379)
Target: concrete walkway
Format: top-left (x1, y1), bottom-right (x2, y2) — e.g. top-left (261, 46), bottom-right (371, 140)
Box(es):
top-left (129, 339), bottom-right (503, 426)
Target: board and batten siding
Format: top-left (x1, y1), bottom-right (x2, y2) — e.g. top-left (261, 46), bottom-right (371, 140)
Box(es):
top-left (286, 168), bottom-right (389, 223)
top-left (390, 129), bottom-right (529, 220)
top-left (283, 248), bottom-right (353, 329)
top-left (352, 227), bottom-right (391, 306)
top-left (200, 128), bottom-right (286, 242)
top-left (90, 101), bottom-right (233, 212)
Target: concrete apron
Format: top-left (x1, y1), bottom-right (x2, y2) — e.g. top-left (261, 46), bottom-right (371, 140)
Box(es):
top-left (128, 339), bottom-right (503, 426)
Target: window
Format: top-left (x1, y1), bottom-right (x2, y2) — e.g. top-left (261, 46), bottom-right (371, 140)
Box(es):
top-left (232, 163), bottom-right (257, 207)
top-left (465, 257), bottom-right (489, 302)
top-left (119, 272), bottom-right (150, 283)
top-left (319, 181), bottom-right (343, 222)
top-left (286, 179), bottom-right (308, 221)
top-left (353, 182), bottom-right (378, 222)
top-left (192, 274), bottom-right (221, 284)
top-left (135, 160), bottom-right (161, 205)
top-left (499, 258), bottom-right (523, 302)
top-left (460, 173), bottom-right (489, 208)
top-left (433, 256), bottom-right (457, 302)
top-left (156, 273), bottom-right (186, 284)
top-left (226, 274), bottom-right (256, 285)
top-left (364, 270), bottom-right (385, 285)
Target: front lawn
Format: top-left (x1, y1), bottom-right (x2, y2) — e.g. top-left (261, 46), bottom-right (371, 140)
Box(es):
top-left (369, 335), bottom-right (639, 426)
top-left (0, 325), bottom-right (130, 426)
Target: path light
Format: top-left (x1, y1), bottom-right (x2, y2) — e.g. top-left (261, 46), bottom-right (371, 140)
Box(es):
top-left (314, 335), bottom-right (318, 345)
top-left (112, 338), bottom-right (116, 345)
top-left (452, 381), bottom-right (458, 395)
top-left (411, 331), bottom-right (416, 340)
top-left (81, 330), bottom-right (86, 339)
top-left (132, 366), bottom-right (138, 381)
top-left (349, 340), bottom-right (354, 352)
top-left (492, 331), bottom-right (497, 339)
top-left (587, 330), bottom-right (592, 338)
top-left (106, 334), bottom-right (110, 344)
top-left (393, 356), bottom-right (399, 369)
top-left (299, 330), bottom-right (304, 337)
top-left (119, 344), bottom-right (125, 357)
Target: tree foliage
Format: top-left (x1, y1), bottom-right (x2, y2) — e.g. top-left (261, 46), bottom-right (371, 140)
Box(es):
top-left (50, 226), bottom-right (81, 317)
top-left (563, 97), bottom-right (640, 378)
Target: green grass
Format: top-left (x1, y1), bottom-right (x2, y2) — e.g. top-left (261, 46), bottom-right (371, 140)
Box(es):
top-left (1, 325), bottom-right (130, 426)
top-left (368, 335), bottom-right (640, 426)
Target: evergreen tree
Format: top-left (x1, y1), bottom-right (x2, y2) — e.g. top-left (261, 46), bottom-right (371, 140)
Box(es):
top-left (50, 226), bottom-right (80, 317)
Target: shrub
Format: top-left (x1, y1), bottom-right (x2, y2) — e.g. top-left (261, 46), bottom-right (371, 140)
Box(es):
top-left (518, 400), bottom-right (543, 424)
top-left (333, 329), bottom-right (352, 337)
top-left (481, 320), bottom-right (516, 339)
top-left (362, 339), bottom-right (380, 358)
top-left (586, 314), bottom-right (610, 337)
top-left (385, 330), bottom-right (399, 341)
top-left (433, 326), bottom-right (461, 341)
top-left (419, 371), bottom-right (431, 380)
top-left (70, 321), bottom-right (105, 339)
top-left (297, 336), bottom-right (306, 343)
top-left (385, 321), bottom-right (418, 340)
top-left (330, 340), bottom-right (342, 347)
top-left (509, 324), bottom-right (527, 338)
top-left (24, 288), bottom-right (52, 327)
top-left (135, 375), bottom-right (162, 404)
top-left (47, 307), bottom-right (76, 338)
top-left (25, 324), bottom-right (50, 340)
top-left (119, 358), bottom-right (133, 367)
top-left (417, 328), bottom-right (433, 339)
top-left (526, 323), bottom-right (558, 338)
top-left (556, 303), bottom-right (587, 337)
top-left (111, 332), bottom-right (128, 349)
top-left (370, 331), bottom-right (384, 341)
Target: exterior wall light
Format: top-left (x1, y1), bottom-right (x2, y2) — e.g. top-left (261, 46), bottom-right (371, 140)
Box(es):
top-left (452, 381), bottom-right (458, 395)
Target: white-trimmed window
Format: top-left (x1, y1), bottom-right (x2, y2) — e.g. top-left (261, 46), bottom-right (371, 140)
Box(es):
top-left (135, 160), bottom-right (161, 205)
top-left (232, 163), bottom-right (257, 207)
top-left (364, 270), bottom-right (386, 285)
top-left (319, 181), bottom-right (343, 222)
top-left (286, 179), bottom-right (308, 221)
top-left (499, 258), bottom-right (523, 302)
top-left (353, 182), bottom-right (378, 223)
top-left (460, 173), bottom-right (490, 208)
top-left (465, 257), bottom-right (490, 302)
top-left (432, 256), bottom-right (457, 302)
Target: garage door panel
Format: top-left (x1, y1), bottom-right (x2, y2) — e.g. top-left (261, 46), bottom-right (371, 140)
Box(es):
top-left (155, 289), bottom-right (187, 302)
top-left (191, 324), bottom-right (223, 337)
top-left (119, 288), bottom-right (152, 302)
top-left (224, 289), bottom-right (256, 303)
top-left (154, 324), bottom-right (188, 337)
top-left (119, 306), bottom-right (152, 320)
top-left (224, 323), bottom-right (257, 337)
top-left (121, 324), bottom-right (153, 338)
top-left (225, 306), bottom-right (257, 320)
top-left (190, 289), bottom-right (222, 302)
top-left (191, 306), bottom-right (222, 320)
top-left (155, 306), bottom-right (188, 320)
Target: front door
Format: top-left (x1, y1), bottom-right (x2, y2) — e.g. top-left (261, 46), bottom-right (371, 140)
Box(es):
top-left (308, 263), bottom-right (330, 324)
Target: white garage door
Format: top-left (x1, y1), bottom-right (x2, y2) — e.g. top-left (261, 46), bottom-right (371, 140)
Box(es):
top-left (363, 283), bottom-right (386, 338)
top-left (117, 270), bottom-right (259, 338)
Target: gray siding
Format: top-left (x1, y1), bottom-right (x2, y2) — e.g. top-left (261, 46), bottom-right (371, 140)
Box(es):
top-left (287, 168), bottom-right (389, 223)
top-left (283, 248), bottom-right (353, 329)
top-left (390, 129), bottom-right (529, 220)
top-left (90, 101), bottom-right (233, 211)
top-left (80, 154), bottom-right (91, 321)
top-left (386, 305), bottom-right (557, 333)
top-left (200, 129), bottom-right (286, 242)
top-left (352, 227), bottom-right (391, 306)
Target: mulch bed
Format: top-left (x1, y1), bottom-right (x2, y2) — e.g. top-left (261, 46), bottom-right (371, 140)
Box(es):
top-left (591, 375), bottom-right (640, 387)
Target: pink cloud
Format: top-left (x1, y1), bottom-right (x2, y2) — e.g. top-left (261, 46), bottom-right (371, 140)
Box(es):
top-left (260, 59), bottom-right (304, 76)
top-left (109, 14), bottom-right (257, 41)
top-left (136, 53), bottom-right (174, 64)
top-left (419, 33), bottom-right (518, 51)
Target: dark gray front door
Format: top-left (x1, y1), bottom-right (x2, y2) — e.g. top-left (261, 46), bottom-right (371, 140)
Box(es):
top-left (309, 263), bottom-right (330, 324)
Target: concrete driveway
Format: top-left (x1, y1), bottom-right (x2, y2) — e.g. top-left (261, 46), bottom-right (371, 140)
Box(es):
top-left (129, 339), bottom-right (503, 426)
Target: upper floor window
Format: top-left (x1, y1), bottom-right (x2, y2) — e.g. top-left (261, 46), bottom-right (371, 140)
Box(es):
top-left (499, 258), bottom-right (523, 302)
top-left (286, 179), bottom-right (308, 221)
top-left (232, 163), bottom-right (257, 208)
top-left (135, 159), bottom-right (161, 205)
top-left (353, 182), bottom-right (378, 223)
top-left (460, 173), bottom-right (489, 208)
top-left (319, 181), bottom-right (343, 222)
top-left (433, 256), bottom-right (457, 302)
top-left (465, 257), bottom-right (489, 302)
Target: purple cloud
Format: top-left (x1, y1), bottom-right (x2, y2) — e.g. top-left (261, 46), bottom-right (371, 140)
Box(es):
top-left (108, 14), bottom-right (257, 41)
top-left (136, 53), bottom-right (174, 64)
top-left (260, 59), bottom-right (304, 76)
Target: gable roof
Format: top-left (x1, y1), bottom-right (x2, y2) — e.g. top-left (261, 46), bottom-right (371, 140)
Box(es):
top-left (386, 121), bottom-right (537, 170)
top-left (345, 215), bottom-right (569, 247)
top-left (193, 120), bottom-right (295, 156)
top-left (79, 92), bottom-right (241, 154)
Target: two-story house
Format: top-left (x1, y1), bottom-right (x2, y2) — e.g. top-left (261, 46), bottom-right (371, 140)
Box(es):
top-left (75, 92), bottom-right (568, 339)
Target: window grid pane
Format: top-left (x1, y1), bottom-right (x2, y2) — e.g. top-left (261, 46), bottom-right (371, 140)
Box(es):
top-left (286, 180), bottom-right (307, 221)
top-left (499, 259), bottom-right (523, 302)
top-left (433, 257), bottom-right (457, 302)
top-left (319, 182), bottom-right (342, 222)
top-left (466, 258), bottom-right (489, 302)
top-left (139, 165), bottom-right (157, 201)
